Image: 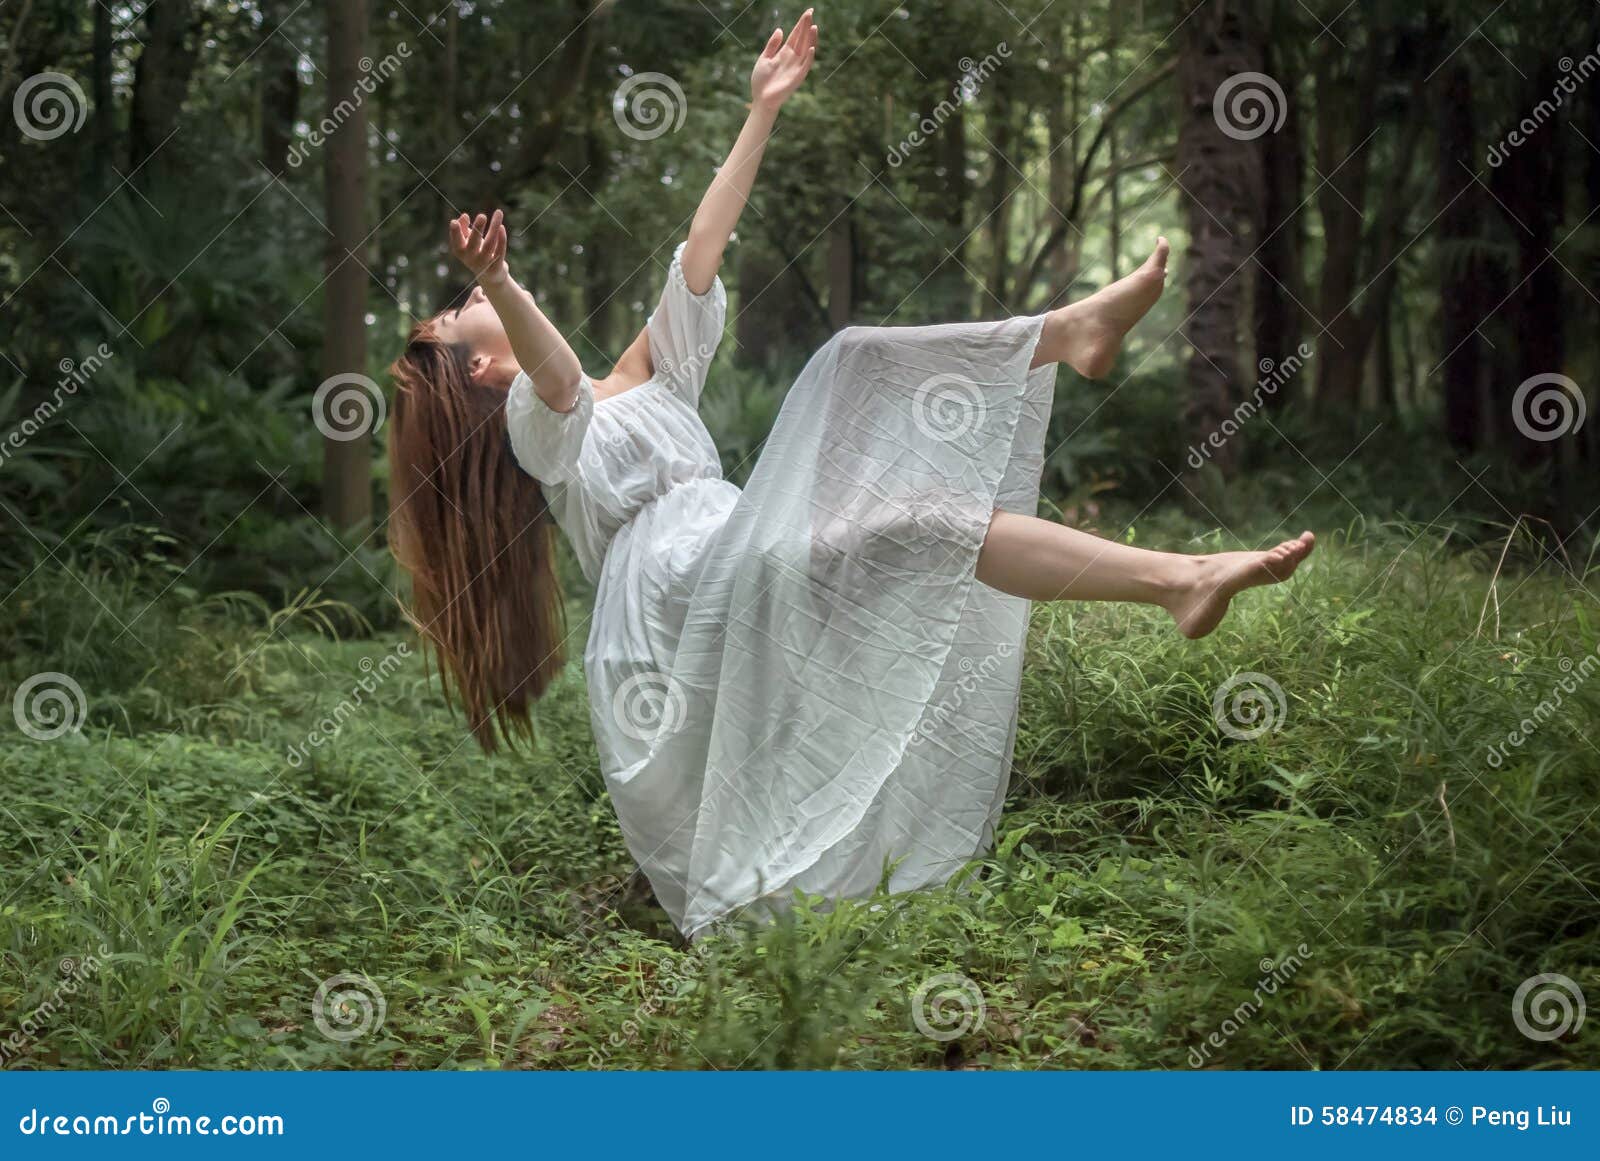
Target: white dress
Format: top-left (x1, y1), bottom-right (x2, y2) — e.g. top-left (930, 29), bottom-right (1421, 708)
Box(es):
top-left (506, 242), bottom-right (1057, 937)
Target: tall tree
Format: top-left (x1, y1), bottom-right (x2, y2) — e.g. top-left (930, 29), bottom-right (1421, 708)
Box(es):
top-left (1176, 0), bottom-right (1260, 480)
top-left (260, 0), bottom-right (300, 177)
top-left (1435, 58), bottom-right (1485, 454)
top-left (1308, 12), bottom-right (1430, 422)
top-left (1252, 0), bottom-right (1304, 408)
top-left (130, 0), bottom-right (200, 170)
top-left (91, 0), bottom-right (114, 187)
top-left (321, 0), bottom-right (372, 529)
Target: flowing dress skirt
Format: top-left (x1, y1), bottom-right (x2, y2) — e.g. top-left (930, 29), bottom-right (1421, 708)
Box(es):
top-left (640, 315), bottom-right (1056, 936)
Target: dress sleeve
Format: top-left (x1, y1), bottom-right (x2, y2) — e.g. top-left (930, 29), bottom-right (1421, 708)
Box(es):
top-left (504, 369), bottom-right (593, 485)
top-left (646, 241), bottom-right (727, 406)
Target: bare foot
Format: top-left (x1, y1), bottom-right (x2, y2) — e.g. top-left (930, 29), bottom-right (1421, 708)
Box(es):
top-left (1054, 237), bottom-right (1170, 379)
top-left (1165, 531), bottom-right (1316, 639)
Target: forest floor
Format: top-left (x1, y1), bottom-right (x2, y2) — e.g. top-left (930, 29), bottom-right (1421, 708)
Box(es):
top-left (2, 516), bottom-right (1597, 1069)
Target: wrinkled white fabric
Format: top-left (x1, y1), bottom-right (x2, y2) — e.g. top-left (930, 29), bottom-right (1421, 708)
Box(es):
top-left (506, 242), bottom-right (1056, 936)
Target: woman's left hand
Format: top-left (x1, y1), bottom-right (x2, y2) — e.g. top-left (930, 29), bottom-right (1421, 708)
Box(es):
top-left (449, 210), bottom-right (510, 287)
top-left (751, 8), bottom-right (818, 114)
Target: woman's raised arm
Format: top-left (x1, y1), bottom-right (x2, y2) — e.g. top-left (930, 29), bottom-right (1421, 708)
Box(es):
top-left (450, 210), bottom-right (585, 413)
top-left (679, 8), bottom-right (818, 295)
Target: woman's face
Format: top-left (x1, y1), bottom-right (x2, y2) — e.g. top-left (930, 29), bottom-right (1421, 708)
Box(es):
top-left (431, 285), bottom-right (518, 388)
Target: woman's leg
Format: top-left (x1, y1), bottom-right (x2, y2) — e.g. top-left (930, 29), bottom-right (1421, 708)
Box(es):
top-left (976, 510), bottom-right (1316, 639)
top-left (1030, 238), bottom-right (1170, 377)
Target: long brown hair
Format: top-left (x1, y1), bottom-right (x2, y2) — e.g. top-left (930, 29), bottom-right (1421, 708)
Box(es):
top-left (388, 319), bottom-right (566, 751)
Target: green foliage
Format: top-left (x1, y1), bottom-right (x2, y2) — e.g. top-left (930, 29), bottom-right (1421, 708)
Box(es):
top-left (2, 519), bottom-right (1595, 1070)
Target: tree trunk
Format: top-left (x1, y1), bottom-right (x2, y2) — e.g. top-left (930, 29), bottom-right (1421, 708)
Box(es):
top-left (828, 208), bottom-right (854, 329)
top-left (1108, 2), bottom-right (1123, 281)
top-left (321, 0), bottom-right (372, 530)
top-left (1375, 289), bottom-right (1396, 416)
top-left (91, 0), bottom-right (114, 187)
top-left (581, 117), bottom-right (614, 355)
top-left (1493, 60), bottom-right (1574, 529)
top-left (735, 246), bottom-right (780, 369)
top-left (1435, 61), bottom-right (1483, 453)
top-left (1176, 0), bottom-right (1260, 481)
top-left (1252, 0), bottom-right (1303, 409)
top-left (1308, 42), bottom-right (1378, 416)
top-left (130, 0), bottom-right (200, 171)
top-left (983, 68), bottom-right (1016, 311)
top-left (260, 0), bottom-right (300, 177)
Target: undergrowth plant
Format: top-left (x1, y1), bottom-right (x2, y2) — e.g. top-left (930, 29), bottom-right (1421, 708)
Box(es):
top-left (1, 519), bottom-right (1595, 1069)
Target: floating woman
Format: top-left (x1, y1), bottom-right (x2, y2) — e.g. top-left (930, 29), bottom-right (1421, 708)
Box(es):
top-left (387, 9), bottom-right (1314, 937)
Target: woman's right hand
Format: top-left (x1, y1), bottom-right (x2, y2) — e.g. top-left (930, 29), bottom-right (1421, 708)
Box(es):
top-left (449, 210), bottom-right (509, 287)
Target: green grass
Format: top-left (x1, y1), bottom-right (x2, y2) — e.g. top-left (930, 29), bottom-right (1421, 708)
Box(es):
top-left (1, 517), bottom-right (1597, 1070)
